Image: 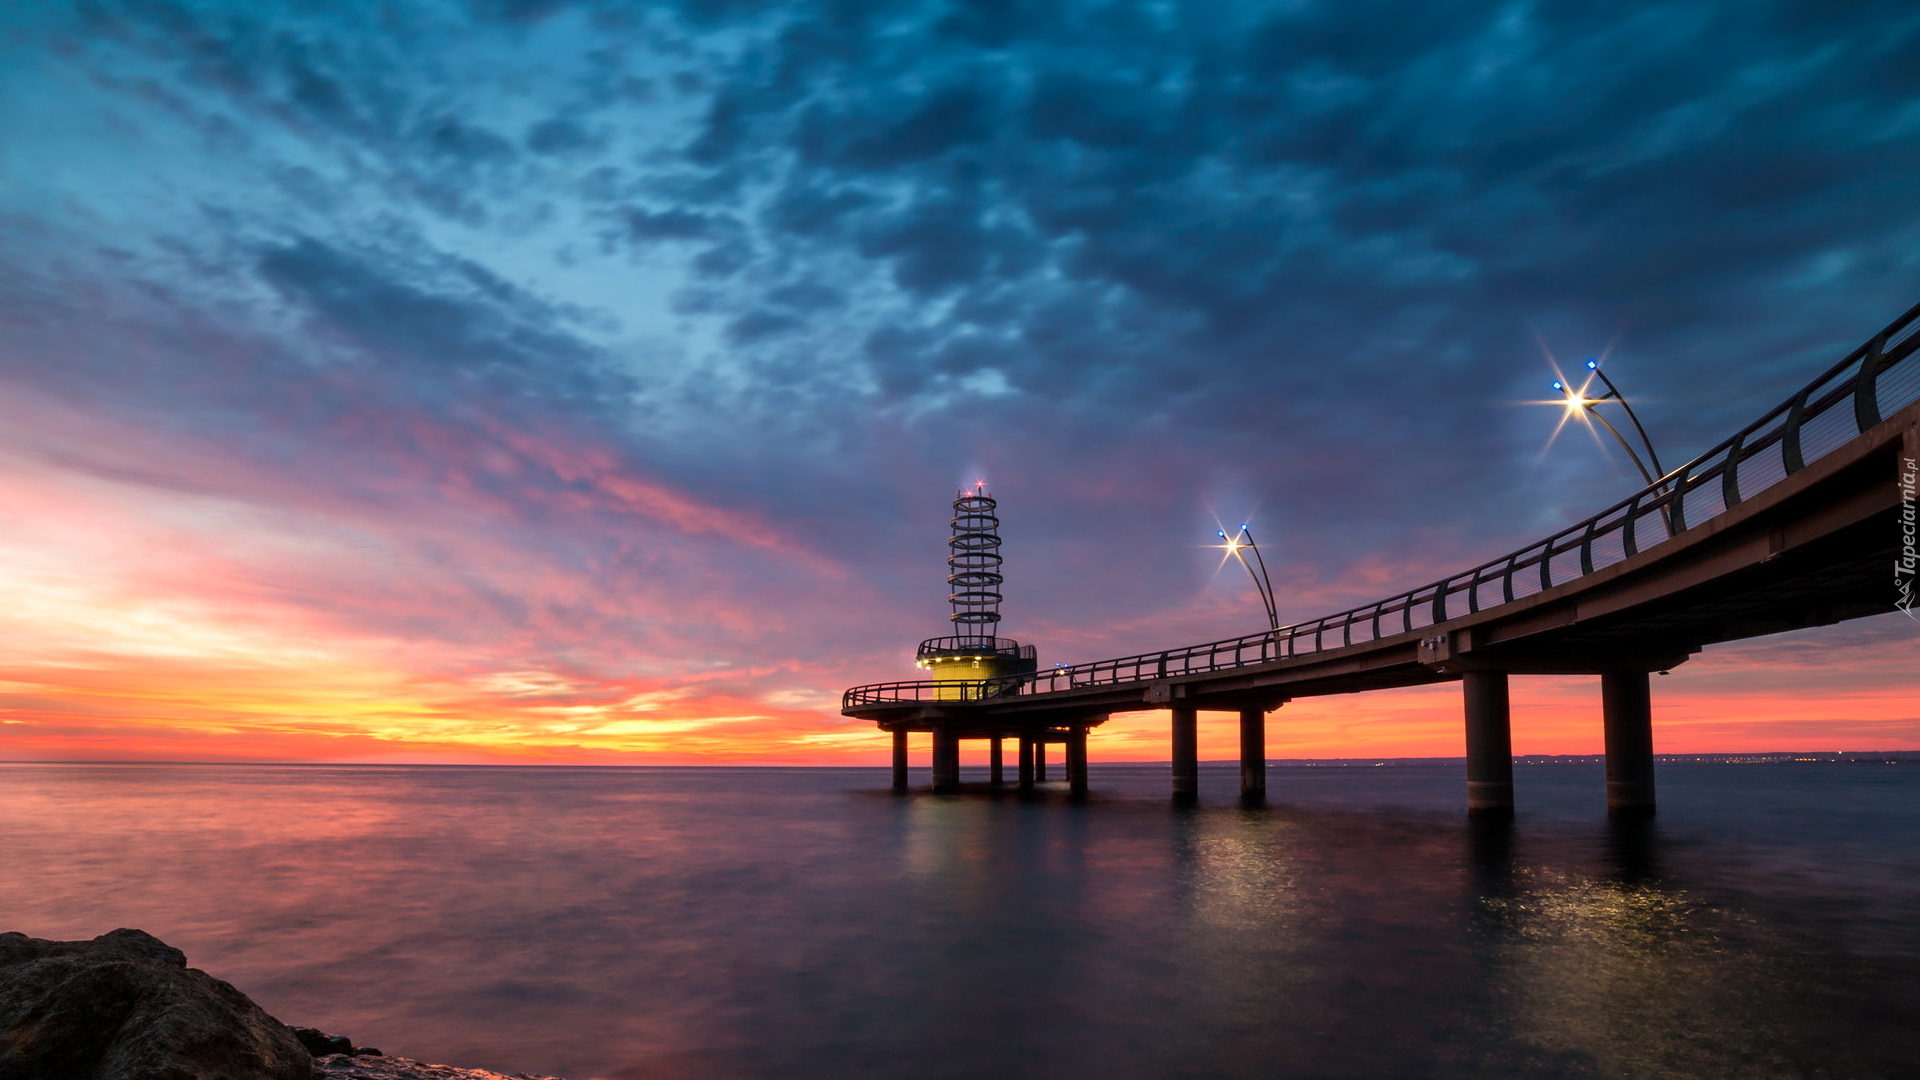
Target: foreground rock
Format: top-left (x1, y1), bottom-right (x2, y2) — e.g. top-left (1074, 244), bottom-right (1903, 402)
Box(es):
top-left (0, 928), bottom-right (313, 1080)
top-left (314, 1054), bottom-right (563, 1080)
top-left (291, 1028), bottom-right (363, 1058)
top-left (0, 929), bottom-right (570, 1080)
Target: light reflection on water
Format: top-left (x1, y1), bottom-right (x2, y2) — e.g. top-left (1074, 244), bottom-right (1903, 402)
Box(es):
top-left (1, 762), bottom-right (1916, 1079)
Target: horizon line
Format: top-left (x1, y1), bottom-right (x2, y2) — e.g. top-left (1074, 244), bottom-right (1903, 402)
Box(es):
top-left (3, 751), bottom-right (1917, 768)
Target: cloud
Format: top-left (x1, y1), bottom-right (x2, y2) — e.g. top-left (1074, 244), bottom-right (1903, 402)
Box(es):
top-left (0, 0), bottom-right (1916, 760)
top-left (256, 237), bottom-right (608, 386)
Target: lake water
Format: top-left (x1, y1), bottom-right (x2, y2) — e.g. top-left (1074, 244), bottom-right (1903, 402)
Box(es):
top-left (3, 760), bottom-right (1917, 1079)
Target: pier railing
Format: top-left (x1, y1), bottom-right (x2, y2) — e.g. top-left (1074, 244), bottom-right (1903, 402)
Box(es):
top-left (845, 301), bottom-right (1920, 710)
top-left (914, 636), bottom-right (1037, 661)
top-left (842, 678), bottom-right (1030, 707)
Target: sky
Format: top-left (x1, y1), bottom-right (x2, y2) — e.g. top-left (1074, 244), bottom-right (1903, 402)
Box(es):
top-left (1, 0), bottom-right (1917, 765)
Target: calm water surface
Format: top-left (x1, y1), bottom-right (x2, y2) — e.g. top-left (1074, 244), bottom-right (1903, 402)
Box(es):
top-left (3, 761), bottom-right (1918, 1079)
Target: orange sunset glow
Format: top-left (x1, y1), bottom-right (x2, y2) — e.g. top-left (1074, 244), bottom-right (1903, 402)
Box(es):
top-left (4, 397), bottom-right (1913, 766)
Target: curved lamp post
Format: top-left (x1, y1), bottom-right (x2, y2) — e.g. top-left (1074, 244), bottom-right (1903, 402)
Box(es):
top-left (1552, 358), bottom-right (1666, 486)
top-left (1552, 357), bottom-right (1673, 532)
top-left (1216, 524), bottom-right (1280, 632)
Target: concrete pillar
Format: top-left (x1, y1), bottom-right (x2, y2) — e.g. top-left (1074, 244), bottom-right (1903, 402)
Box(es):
top-left (1171, 706), bottom-right (1198, 805)
top-left (932, 728), bottom-right (960, 793)
top-left (1036, 738), bottom-right (1048, 782)
top-left (1238, 707), bottom-right (1266, 804)
top-left (1602, 671), bottom-right (1656, 816)
top-left (1463, 670), bottom-right (1514, 817)
top-left (891, 730), bottom-right (908, 791)
top-left (990, 736), bottom-right (1004, 786)
top-left (1066, 726), bottom-right (1089, 795)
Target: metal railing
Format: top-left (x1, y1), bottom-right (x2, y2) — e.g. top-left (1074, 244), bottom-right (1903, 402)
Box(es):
top-left (843, 678), bottom-right (1032, 707)
top-left (845, 301), bottom-right (1920, 710)
top-left (914, 636), bottom-right (1037, 661)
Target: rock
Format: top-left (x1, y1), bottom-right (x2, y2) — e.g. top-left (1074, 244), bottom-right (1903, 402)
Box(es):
top-left (287, 1026), bottom-right (381, 1058)
top-left (0, 928), bottom-right (314, 1080)
top-left (290, 1029), bottom-right (355, 1058)
top-left (313, 1055), bottom-right (563, 1080)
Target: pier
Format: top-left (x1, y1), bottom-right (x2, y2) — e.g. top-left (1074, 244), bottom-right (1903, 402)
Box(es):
top-left (849, 302), bottom-right (1920, 815)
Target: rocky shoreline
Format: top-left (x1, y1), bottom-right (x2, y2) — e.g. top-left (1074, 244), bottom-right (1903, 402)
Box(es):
top-left (0, 928), bottom-right (566, 1080)
top-left (312, 1052), bottom-right (564, 1080)
top-left (293, 1031), bottom-right (564, 1080)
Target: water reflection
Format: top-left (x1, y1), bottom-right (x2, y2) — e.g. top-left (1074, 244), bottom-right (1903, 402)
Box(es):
top-left (0, 764), bottom-right (1915, 1080)
top-left (1175, 809), bottom-right (1306, 932)
top-left (1458, 816), bottom-right (1903, 1079)
top-left (1605, 815), bottom-right (1662, 884)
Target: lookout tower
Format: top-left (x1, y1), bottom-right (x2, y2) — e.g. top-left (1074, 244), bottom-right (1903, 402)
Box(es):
top-left (862, 482), bottom-right (1099, 795)
top-left (916, 483), bottom-right (1037, 694)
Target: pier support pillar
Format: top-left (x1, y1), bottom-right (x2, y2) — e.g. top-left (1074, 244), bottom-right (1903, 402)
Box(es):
top-left (932, 728), bottom-right (960, 793)
top-left (990, 736), bottom-right (1004, 787)
top-left (1067, 726), bottom-right (1089, 795)
top-left (1238, 707), bottom-right (1266, 805)
top-left (1036, 738), bottom-right (1048, 782)
top-left (1463, 671), bottom-right (1514, 818)
top-left (1171, 706), bottom-right (1198, 806)
top-left (1018, 735), bottom-right (1035, 790)
top-left (1602, 671), bottom-right (1656, 817)
top-left (891, 730), bottom-right (908, 791)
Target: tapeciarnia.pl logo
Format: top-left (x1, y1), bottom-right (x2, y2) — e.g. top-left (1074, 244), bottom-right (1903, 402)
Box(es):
top-left (1899, 456), bottom-right (1917, 619)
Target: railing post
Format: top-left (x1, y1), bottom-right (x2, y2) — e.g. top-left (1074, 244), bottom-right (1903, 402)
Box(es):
top-left (1854, 333), bottom-right (1886, 433)
top-left (1781, 392), bottom-right (1808, 474)
top-left (1720, 433), bottom-right (1746, 509)
top-left (1666, 463), bottom-right (1691, 534)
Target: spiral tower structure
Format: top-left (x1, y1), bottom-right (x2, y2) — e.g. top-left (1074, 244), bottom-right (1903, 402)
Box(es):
top-left (916, 484), bottom-right (1037, 691)
top-left (946, 490), bottom-right (1004, 636)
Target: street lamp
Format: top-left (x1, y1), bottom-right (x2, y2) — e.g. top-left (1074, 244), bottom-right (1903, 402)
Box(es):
top-left (1549, 357), bottom-right (1675, 534)
top-left (1216, 524), bottom-right (1279, 632)
top-left (1551, 358), bottom-right (1667, 489)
